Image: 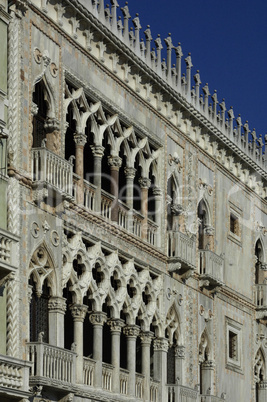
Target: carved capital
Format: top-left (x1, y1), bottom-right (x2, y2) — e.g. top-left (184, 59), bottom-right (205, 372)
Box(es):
top-left (108, 156), bottom-right (122, 169)
top-left (31, 102), bottom-right (38, 116)
top-left (107, 318), bottom-right (125, 333)
top-left (90, 145), bottom-right (105, 157)
top-left (139, 177), bottom-right (151, 189)
top-left (201, 360), bottom-right (216, 369)
top-left (171, 203), bottom-right (184, 216)
top-left (123, 325), bottom-right (140, 338)
top-left (70, 304), bottom-right (88, 321)
top-left (124, 167), bottom-right (136, 180)
top-left (74, 133), bottom-right (87, 147)
top-left (259, 381), bottom-right (267, 390)
top-left (48, 297), bottom-right (67, 313)
top-left (175, 345), bottom-right (186, 359)
top-left (140, 331), bottom-right (154, 345)
top-left (153, 337), bottom-right (169, 352)
top-left (89, 311), bottom-right (107, 326)
top-left (44, 117), bottom-right (60, 133)
top-left (204, 225), bottom-right (215, 236)
top-left (153, 187), bottom-right (162, 197)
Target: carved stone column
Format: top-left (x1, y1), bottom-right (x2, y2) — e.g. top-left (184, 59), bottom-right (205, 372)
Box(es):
top-left (175, 345), bottom-right (185, 385)
top-left (124, 167), bottom-right (136, 231)
top-left (48, 297), bottom-right (66, 348)
top-left (74, 133), bottom-right (87, 205)
top-left (91, 145), bottom-right (105, 213)
top-left (70, 304), bottom-right (88, 383)
top-left (123, 325), bottom-right (140, 395)
top-left (140, 331), bottom-right (154, 401)
top-left (108, 156), bottom-right (122, 222)
top-left (139, 177), bottom-right (151, 241)
top-left (153, 338), bottom-right (169, 401)
top-left (6, 272), bottom-right (18, 357)
top-left (108, 318), bottom-right (125, 393)
top-left (153, 187), bottom-right (162, 247)
top-left (89, 311), bottom-right (107, 387)
top-left (201, 360), bottom-right (215, 395)
top-left (204, 225), bottom-right (215, 251)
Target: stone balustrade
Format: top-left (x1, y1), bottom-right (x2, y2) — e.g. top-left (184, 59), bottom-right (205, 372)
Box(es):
top-left (119, 368), bottom-right (129, 394)
top-left (27, 342), bottom-right (76, 385)
top-left (147, 218), bottom-right (158, 246)
top-left (167, 384), bottom-right (198, 402)
top-left (118, 200), bottom-right (129, 230)
top-left (0, 354), bottom-right (31, 394)
top-left (135, 372), bottom-right (144, 398)
top-left (0, 228), bottom-right (19, 279)
top-left (83, 179), bottom-right (96, 211)
top-left (132, 210), bottom-right (143, 237)
top-left (150, 380), bottom-right (160, 402)
top-left (168, 230), bottom-right (196, 272)
top-left (199, 250), bottom-right (224, 287)
top-left (83, 356), bottom-right (95, 386)
top-left (31, 147), bottom-right (73, 198)
top-left (102, 362), bottom-right (113, 391)
top-left (101, 190), bottom-right (114, 220)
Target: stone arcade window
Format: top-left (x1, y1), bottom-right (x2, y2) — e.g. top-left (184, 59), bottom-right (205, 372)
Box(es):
top-left (226, 317), bottom-right (243, 373)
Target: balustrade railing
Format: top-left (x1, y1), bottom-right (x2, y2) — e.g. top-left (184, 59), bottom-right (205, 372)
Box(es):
top-left (199, 250), bottom-right (224, 283)
top-left (102, 363), bottom-right (113, 391)
top-left (83, 357), bottom-right (95, 386)
top-left (0, 355), bottom-right (30, 392)
top-left (201, 396), bottom-right (226, 402)
top-left (31, 147), bottom-right (73, 197)
top-left (150, 380), bottom-right (159, 402)
top-left (84, 179), bottom-right (96, 211)
top-left (147, 219), bottom-right (158, 246)
top-left (27, 342), bottom-right (76, 384)
top-left (167, 384), bottom-right (198, 402)
top-left (168, 230), bottom-right (196, 269)
top-left (118, 200), bottom-right (129, 230)
top-left (0, 228), bottom-right (19, 276)
top-left (254, 284), bottom-right (267, 308)
top-left (135, 373), bottom-right (144, 398)
top-left (101, 191), bottom-right (114, 220)
top-left (119, 368), bottom-right (129, 395)
top-left (132, 210), bottom-right (143, 238)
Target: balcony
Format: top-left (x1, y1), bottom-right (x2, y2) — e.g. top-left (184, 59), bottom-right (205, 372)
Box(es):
top-left (0, 228), bottom-right (19, 280)
top-left (31, 147), bottom-right (74, 200)
top-left (254, 284), bottom-right (267, 320)
top-left (199, 250), bottom-right (224, 290)
top-left (167, 384), bottom-right (198, 402)
top-left (27, 342), bottom-right (76, 391)
top-left (168, 231), bottom-right (196, 279)
top-left (0, 354), bottom-right (31, 400)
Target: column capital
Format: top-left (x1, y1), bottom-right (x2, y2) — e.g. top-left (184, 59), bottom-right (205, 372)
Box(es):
top-left (74, 132), bottom-right (87, 146)
top-left (70, 304), bottom-right (88, 321)
top-left (140, 331), bottom-right (154, 345)
top-left (152, 186), bottom-right (162, 197)
top-left (48, 297), bottom-right (67, 313)
top-left (107, 318), bottom-right (125, 332)
top-left (139, 177), bottom-right (151, 189)
top-left (108, 156), bottom-right (122, 169)
top-left (89, 311), bottom-right (107, 326)
top-left (175, 345), bottom-right (185, 359)
top-left (201, 360), bottom-right (216, 369)
top-left (123, 324), bottom-right (140, 338)
top-left (153, 337), bottom-right (169, 352)
top-left (91, 145), bottom-right (105, 157)
top-left (259, 380), bottom-right (267, 390)
top-left (124, 167), bottom-right (136, 179)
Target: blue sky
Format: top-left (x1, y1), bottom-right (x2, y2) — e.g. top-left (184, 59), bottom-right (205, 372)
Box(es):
top-left (119, 0), bottom-right (267, 139)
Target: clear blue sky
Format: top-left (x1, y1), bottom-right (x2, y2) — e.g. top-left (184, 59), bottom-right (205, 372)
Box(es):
top-left (119, 0), bottom-right (267, 138)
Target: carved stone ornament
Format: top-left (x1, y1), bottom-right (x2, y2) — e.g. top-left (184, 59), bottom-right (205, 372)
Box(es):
top-left (89, 311), bottom-right (107, 326)
top-left (31, 221), bottom-right (40, 238)
top-left (153, 338), bottom-right (169, 352)
top-left (42, 220), bottom-right (50, 234)
top-left (107, 319), bottom-right (125, 332)
top-left (50, 62), bottom-right (58, 78)
top-left (70, 304), bottom-right (88, 321)
top-left (50, 230), bottom-right (60, 247)
top-left (124, 167), bottom-right (136, 179)
top-left (48, 297), bottom-right (66, 313)
top-left (175, 345), bottom-right (185, 359)
top-left (168, 153), bottom-right (182, 172)
top-left (33, 48), bottom-right (42, 64)
top-left (74, 132), bottom-right (87, 147)
top-left (44, 117), bottom-right (60, 133)
top-left (202, 360), bottom-right (216, 369)
top-left (204, 224), bottom-right (215, 236)
top-left (138, 177), bottom-right (151, 189)
top-left (171, 203), bottom-right (184, 216)
top-left (108, 156), bottom-right (122, 168)
top-left (199, 178), bottom-right (213, 196)
top-left (123, 325), bottom-right (140, 338)
top-left (140, 331), bottom-right (154, 345)
top-left (256, 221), bottom-right (267, 235)
top-left (258, 381), bottom-right (267, 390)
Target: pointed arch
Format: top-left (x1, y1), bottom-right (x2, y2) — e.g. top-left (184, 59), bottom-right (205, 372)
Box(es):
top-left (255, 347), bottom-right (266, 383)
top-left (165, 302), bottom-right (182, 346)
top-left (199, 328), bottom-right (212, 362)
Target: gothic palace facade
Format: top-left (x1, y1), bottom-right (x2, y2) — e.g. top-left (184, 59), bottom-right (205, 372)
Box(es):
top-left (1, 1), bottom-right (267, 401)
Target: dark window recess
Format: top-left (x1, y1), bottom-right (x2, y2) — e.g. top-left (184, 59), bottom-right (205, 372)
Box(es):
top-left (229, 330), bottom-right (238, 360)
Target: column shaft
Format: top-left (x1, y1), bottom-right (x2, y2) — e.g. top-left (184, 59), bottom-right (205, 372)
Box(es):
top-left (89, 312), bottom-right (107, 388)
top-left (70, 304), bottom-right (88, 384)
top-left (48, 297), bottom-right (66, 348)
top-left (108, 319), bottom-right (124, 393)
top-left (124, 325), bottom-right (140, 396)
top-left (91, 146), bottom-right (104, 213)
top-left (74, 133), bottom-right (87, 205)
